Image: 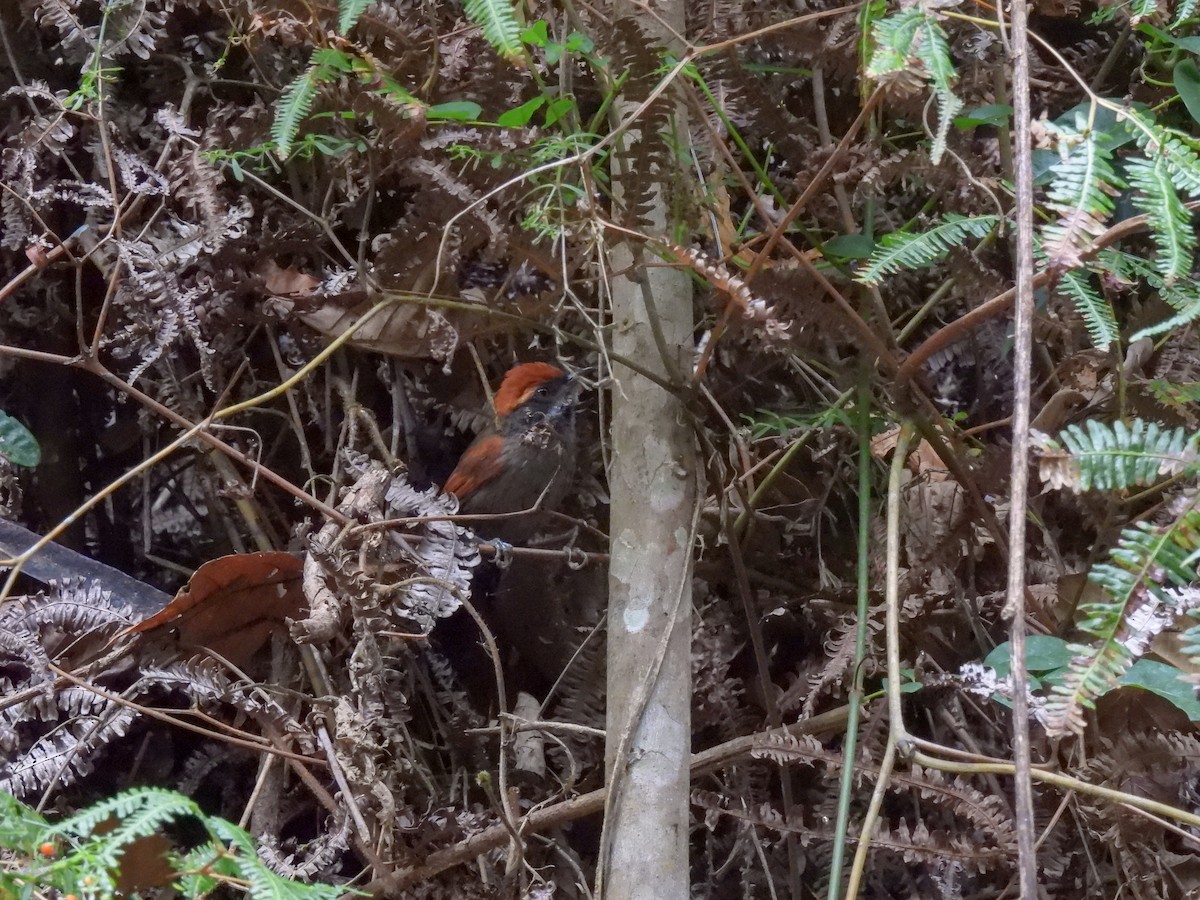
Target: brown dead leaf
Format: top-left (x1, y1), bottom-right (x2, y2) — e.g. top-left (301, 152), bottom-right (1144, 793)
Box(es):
top-left (258, 259), bottom-right (321, 297)
top-left (127, 551), bottom-right (304, 665)
top-left (870, 427), bottom-right (952, 483)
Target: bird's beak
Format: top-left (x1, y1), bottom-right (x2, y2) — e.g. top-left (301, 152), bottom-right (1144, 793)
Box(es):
top-left (549, 375), bottom-right (581, 419)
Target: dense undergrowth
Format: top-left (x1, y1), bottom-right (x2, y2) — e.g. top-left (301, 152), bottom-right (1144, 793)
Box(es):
top-left (4, 0), bottom-right (1200, 896)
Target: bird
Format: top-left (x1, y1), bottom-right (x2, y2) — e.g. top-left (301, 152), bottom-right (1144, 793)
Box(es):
top-left (443, 362), bottom-right (580, 539)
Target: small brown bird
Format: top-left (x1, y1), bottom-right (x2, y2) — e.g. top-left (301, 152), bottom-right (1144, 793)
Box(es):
top-left (444, 362), bottom-right (579, 537)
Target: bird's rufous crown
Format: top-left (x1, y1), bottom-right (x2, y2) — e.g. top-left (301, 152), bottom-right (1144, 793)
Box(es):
top-left (493, 363), bottom-right (566, 416)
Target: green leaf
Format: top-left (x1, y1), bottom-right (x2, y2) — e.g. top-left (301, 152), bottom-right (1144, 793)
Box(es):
top-left (1056, 269), bottom-right (1119, 351)
top-left (1138, 22), bottom-right (1200, 53)
top-left (1176, 59), bottom-right (1200, 127)
top-left (954, 103), bottom-right (1012, 129)
top-left (824, 233), bottom-right (875, 260)
top-left (520, 20), bottom-right (549, 46)
top-left (0, 410), bottom-right (40, 467)
top-left (1041, 115), bottom-right (1124, 268)
top-left (428, 101), bottom-right (482, 121)
top-left (272, 53), bottom-right (337, 159)
top-left (1117, 658), bottom-right (1200, 719)
top-left (985, 635), bottom-right (1074, 676)
top-left (497, 95), bottom-right (545, 127)
top-left (543, 96), bottom-right (574, 128)
top-left (566, 32), bottom-right (594, 53)
top-left (1127, 153), bottom-right (1195, 282)
top-left (1054, 101), bottom-right (1139, 153)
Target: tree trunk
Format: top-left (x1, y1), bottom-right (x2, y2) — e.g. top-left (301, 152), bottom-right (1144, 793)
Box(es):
top-left (600, 5), bottom-right (695, 898)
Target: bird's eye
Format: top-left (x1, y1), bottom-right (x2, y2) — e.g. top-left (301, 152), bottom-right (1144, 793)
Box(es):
top-left (535, 385), bottom-right (550, 397)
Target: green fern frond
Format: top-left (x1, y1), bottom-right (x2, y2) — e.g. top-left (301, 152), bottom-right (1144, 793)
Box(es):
top-left (272, 53), bottom-right (334, 159)
top-left (1036, 418), bottom-right (1199, 492)
top-left (1129, 0), bottom-right (1160, 21)
top-left (915, 13), bottom-right (960, 163)
top-left (1055, 268), bottom-right (1119, 350)
top-left (866, 7), bottom-right (960, 164)
top-left (4, 788), bottom-right (346, 900)
top-left (462, 0), bottom-right (524, 64)
top-left (1130, 279), bottom-right (1200, 341)
top-left (1043, 508), bottom-right (1200, 735)
top-left (1127, 154), bottom-right (1195, 282)
top-left (1123, 108), bottom-right (1200, 197)
top-left (50, 786), bottom-right (202, 843)
top-left (866, 8), bottom-right (922, 78)
top-left (1147, 379), bottom-right (1200, 411)
top-left (207, 817), bottom-right (345, 900)
top-left (1041, 117), bottom-right (1124, 268)
top-left (337, 0), bottom-right (373, 33)
top-left (1173, 0), bottom-right (1200, 27)
top-left (855, 214), bottom-right (997, 285)
top-left (44, 788), bottom-right (205, 894)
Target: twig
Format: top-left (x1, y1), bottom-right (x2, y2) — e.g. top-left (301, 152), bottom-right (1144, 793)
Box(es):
top-left (1005, 0), bottom-right (1042, 891)
top-left (359, 705), bottom-right (853, 896)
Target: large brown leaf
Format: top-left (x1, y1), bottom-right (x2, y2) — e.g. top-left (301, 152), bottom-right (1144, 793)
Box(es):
top-left (127, 551), bottom-right (305, 665)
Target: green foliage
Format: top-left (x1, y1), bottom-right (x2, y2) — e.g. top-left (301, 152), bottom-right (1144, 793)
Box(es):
top-left (1174, 0), bottom-right (1200, 27)
top-left (1041, 113), bottom-right (1124, 268)
top-left (1029, 419), bottom-right (1200, 735)
top-left (1126, 152), bottom-right (1195, 282)
top-left (1035, 418), bottom-right (1199, 492)
top-left (0, 409), bottom-right (40, 467)
top-left (865, 6), bottom-right (960, 163)
top-left (743, 405), bottom-right (856, 440)
top-left (463, 0), bottom-right (524, 64)
top-left (337, 0), bottom-right (374, 34)
top-left (271, 47), bottom-right (432, 159)
top-left (0, 787), bottom-right (346, 900)
top-left (1056, 268), bottom-right (1119, 351)
top-left (1130, 278), bottom-right (1200, 341)
top-left (272, 57), bottom-right (327, 159)
top-left (1147, 379), bottom-right (1200, 414)
top-left (854, 214), bottom-right (998, 286)
top-left (985, 638), bottom-right (1200, 719)
top-left (1042, 504), bottom-right (1200, 735)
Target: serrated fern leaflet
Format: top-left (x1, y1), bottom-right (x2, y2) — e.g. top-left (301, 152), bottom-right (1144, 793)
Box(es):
top-left (1127, 153), bottom-right (1195, 282)
top-left (856, 214), bottom-right (997, 286)
top-left (1056, 268), bottom-right (1118, 351)
top-left (462, 0), bottom-right (524, 64)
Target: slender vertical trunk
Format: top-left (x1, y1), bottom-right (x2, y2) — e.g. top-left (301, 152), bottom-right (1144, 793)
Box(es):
top-left (600, 4), bottom-right (695, 898)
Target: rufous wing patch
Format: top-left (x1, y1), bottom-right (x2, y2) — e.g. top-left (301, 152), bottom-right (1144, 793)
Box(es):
top-left (444, 434), bottom-right (506, 498)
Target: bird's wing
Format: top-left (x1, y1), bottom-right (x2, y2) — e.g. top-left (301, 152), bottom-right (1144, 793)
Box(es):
top-left (443, 434), bottom-right (505, 498)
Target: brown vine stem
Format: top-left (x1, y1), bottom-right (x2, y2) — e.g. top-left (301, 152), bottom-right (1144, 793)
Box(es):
top-left (894, 206), bottom-right (1198, 397)
top-left (909, 751), bottom-right (1200, 831)
top-left (358, 704), bottom-right (853, 897)
top-left (863, 417), bottom-right (1200, 892)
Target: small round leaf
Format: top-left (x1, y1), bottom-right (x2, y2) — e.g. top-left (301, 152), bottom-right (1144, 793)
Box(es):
top-left (0, 410), bottom-right (39, 467)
